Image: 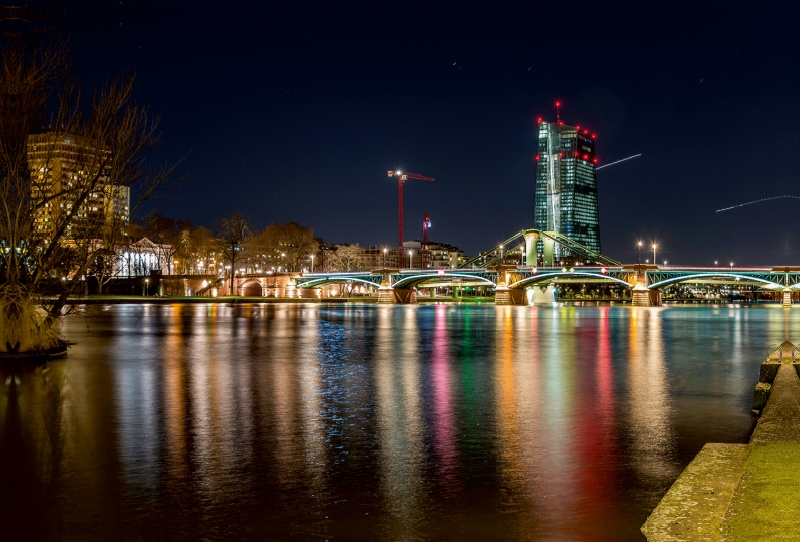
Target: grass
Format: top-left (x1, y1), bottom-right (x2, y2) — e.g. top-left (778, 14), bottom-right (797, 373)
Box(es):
top-left (723, 443), bottom-right (800, 540)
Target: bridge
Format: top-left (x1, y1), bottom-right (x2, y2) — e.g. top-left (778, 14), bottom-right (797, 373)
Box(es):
top-left (222, 228), bottom-right (800, 306)
top-left (293, 265), bottom-right (800, 306)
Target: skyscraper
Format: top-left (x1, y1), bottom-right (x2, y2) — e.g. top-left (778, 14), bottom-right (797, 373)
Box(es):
top-left (534, 119), bottom-right (601, 258)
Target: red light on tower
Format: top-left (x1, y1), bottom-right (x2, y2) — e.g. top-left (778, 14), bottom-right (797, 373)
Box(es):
top-left (584, 129), bottom-right (589, 134)
top-left (592, 134), bottom-right (596, 139)
top-left (593, 158), bottom-right (598, 164)
top-left (584, 154), bottom-right (589, 160)
top-left (537, 117), bottom-right (542, 123)
top-left (535, 155), bottom-right (540, 161)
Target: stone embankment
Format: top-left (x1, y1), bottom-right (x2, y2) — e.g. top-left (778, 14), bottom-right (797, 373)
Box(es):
top-left (642, 340), bottom-right (800, 541)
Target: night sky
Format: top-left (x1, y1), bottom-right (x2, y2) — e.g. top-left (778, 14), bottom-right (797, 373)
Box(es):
top-left (66, 2), bottom-right (800, 265)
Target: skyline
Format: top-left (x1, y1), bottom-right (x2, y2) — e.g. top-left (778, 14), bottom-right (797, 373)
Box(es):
top-left (66, 2), bottom-right (800, 264)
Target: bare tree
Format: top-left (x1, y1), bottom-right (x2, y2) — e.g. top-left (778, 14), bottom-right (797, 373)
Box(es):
top-left (216, 212), bottom-right (249, 296)
top-left (0, 11), bottom-right (186, 354)
top-left (247, 221), bottom-right (318, 272)
top-left (330, 244), bottom-right (365, 272)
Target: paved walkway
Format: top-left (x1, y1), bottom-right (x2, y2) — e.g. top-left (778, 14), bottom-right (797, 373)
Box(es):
top-left (749, 363), bottom-right (800, 445)
top-left (643, 360), bottom-right (800, 541)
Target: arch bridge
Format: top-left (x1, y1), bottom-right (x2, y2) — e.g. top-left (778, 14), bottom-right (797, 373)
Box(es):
top-left (292, 265), bottom-right (800, 306)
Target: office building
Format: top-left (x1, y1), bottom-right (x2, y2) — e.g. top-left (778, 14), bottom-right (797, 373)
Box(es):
top-left (534, 119), bottom-right (601, 257)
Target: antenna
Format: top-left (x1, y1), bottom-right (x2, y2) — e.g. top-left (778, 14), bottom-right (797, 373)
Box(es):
top-left (555, 101), bottom-right (561, 123)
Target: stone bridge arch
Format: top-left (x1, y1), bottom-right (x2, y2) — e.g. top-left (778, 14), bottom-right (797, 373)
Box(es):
top-left (240, 279), bottom-right (263, 297)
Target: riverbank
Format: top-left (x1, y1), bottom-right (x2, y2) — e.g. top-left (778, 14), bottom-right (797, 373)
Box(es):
top-left (62, 295), bottom-right (496, 305)
top-left (642, 341), bottom-right (800, 540)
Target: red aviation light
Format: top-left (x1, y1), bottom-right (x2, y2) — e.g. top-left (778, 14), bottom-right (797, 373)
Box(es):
top-left (555, 101), bottom-right (561, 106)
top-left (584, 154), bottom-right (589, 160)
top-left (535, 155), bottom-right (540, 161)
top-left (592, 134), bottom-right (596, 139)
top-left (584, 129), bottom-right (589, 134)
top-left (593, 158), bottom-right (598, 164)
top-left (576, 125), bottom-right (580, 130)
top-left (537, 117), bottom-right (542, 123)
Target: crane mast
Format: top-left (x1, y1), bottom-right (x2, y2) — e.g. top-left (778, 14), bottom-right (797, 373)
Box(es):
top-left (387, 170), bottom-right (434, 268)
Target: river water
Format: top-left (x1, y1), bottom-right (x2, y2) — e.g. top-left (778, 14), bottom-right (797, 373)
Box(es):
top-left (0, 303), bottom-right (793, 540)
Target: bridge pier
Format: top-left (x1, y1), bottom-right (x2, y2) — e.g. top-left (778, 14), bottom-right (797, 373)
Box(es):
top-left (783, 288), bottom-right (793, 307)
top-left (632, 285), bottom-right (662, 307)
top-left (531, 284), bottom-right (555, 305)
top-left (377, 287), bottom-right (417, 304)
top-left (495, 287), bottom-right (527, 305)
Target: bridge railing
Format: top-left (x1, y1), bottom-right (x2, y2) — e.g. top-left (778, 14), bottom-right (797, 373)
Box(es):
top-left (652, 266), bottom-right (774, 272)
top-left (766, 343), bottom-right (782, 361)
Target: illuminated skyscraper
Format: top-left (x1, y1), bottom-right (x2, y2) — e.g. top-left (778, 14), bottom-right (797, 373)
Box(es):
top-left (533, 118), bottom-right (601, 257)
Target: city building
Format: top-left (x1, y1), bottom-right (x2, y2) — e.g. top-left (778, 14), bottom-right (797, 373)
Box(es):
top-left (534, 119), bottom-right (601, 258)
top-left (117, 237), bottom-right (173, 277)
top-left (28, 132), bottom-right (130, 240)
top-left (319, 242), bottom-right (466, 271)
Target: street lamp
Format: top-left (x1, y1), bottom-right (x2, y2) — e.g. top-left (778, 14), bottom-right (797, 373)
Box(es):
top-left (281, 252), bottom-right (285, 270)
top-left (652, 243), bottom-right (657, 265)
top-left (730, 262), bottom-right (734, 271)
top-left (637, 241), bottom-right (642, 266)
top-left (144, 278), bottom-right (149, 297)
top-left (383, 247), bottom-right (387, 268)
top-left (520, 245), bottom-right (524, 265)
top-left (408, 249), bottom-right (413, 268)
top-left (311, 254), bottom-right (315, 272)
top-left (499, 244), bottom-right (504, 266)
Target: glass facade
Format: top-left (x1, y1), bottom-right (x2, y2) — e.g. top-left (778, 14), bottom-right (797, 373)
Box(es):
top-left (534, 121), bottom-right (601, 257)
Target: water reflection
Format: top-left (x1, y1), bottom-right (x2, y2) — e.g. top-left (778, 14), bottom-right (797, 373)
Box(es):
top-left (375, 306), bottom-right (425, 538)
top-left (0, 304), bottom-right (785, 540)
top-left (627, 308), bottom-right (675, 488)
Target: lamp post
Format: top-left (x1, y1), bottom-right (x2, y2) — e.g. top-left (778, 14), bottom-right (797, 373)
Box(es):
top-left (408, 249), bottom-right (413, 269)
top-left (637, 240), bottom-right (642, 277)
top-left (652, 243), bottom-right (657, 265)
top-left (383, 247), bottom-right (387, 268)
top-left (520, 245), bottom-right (524, 266)
top-left (144, 278), bottom-right (149, 297)
top-left (311, 254), bottom-right (315, 272)
top-left (499, 244), bottom-right (503, 266)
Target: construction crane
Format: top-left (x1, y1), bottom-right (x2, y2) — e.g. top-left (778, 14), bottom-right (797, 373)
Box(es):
top-left (387, 170), bottom-right (434, 268)
top-left (422, 211), bottom-right (432, 268)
